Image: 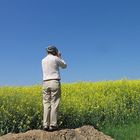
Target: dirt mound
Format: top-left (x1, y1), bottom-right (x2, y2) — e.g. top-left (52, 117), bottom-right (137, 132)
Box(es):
top-left (0, 125), bottom-right (114, 140)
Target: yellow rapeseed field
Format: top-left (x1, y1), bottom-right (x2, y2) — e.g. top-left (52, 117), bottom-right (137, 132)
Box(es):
top-left (0, 80), bottom-right (140, 135)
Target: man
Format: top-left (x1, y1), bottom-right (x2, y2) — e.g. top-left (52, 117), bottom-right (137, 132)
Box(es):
top-left (42, 45), bottom-right (67, 131)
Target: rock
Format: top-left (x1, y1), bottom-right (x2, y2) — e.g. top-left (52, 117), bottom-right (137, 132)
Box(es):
top-left (0, 125), bottom-right (114, 140)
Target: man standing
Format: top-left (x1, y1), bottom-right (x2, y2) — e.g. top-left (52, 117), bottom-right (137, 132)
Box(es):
top-left (42, 46), bottom-right (67, 131)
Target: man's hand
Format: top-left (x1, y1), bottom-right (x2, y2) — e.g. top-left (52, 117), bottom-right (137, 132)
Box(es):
top-left (57, 52), bottom-right (62, 58)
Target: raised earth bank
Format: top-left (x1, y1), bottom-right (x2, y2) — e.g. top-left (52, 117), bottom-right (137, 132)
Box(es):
top-left (0, 125), bottom-right (113, 140)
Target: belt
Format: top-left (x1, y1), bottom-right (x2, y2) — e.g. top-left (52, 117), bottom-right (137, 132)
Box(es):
top-left (43, 79), bottom-right (60, 82)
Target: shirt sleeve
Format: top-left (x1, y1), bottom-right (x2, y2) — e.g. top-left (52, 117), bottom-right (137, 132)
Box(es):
top-left (55, 57), bottom-right (67, 69)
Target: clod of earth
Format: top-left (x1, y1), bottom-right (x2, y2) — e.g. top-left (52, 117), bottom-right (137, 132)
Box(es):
top-left (0, 125), bottom-right (114, 140)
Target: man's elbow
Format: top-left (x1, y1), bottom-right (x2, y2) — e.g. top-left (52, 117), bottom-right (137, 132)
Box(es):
top-left (62, 64), bottom-right (67, 69)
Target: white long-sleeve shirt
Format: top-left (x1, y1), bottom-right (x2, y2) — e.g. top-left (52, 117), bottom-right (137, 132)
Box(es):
top-left (42, 54), bottom-right (67, 81)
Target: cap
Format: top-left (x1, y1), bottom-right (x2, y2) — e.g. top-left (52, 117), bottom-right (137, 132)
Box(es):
top-left (46, 45), bottom-right (58, 55)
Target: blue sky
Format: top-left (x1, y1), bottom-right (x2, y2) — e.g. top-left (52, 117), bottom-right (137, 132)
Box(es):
top-left (0, 0), bottom-right (140, 86)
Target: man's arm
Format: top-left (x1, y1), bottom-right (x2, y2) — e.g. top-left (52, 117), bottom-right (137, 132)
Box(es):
top-left (56, 52), bottom-right (67, 69)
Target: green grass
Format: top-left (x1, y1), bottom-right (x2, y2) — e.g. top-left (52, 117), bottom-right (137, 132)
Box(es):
top-left (102, 121), bottom-right (140, 140)
top-left (0, 79), bottom-right (140, 140)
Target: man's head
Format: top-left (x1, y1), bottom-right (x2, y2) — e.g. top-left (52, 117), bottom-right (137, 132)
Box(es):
top-left (46, 45), bottom-right (58, 56)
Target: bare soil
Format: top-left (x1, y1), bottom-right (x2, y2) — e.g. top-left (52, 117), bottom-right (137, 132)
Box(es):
top-left (0, 125), bottom-right (114, 140)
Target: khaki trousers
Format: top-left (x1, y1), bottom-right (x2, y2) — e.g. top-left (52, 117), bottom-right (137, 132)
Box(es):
top-left (42, 80), bottom-right (61, 127)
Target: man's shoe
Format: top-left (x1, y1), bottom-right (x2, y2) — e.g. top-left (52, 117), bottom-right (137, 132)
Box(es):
top-left (49, 125), bottom-right (58, 131)
top-left (43, 126), bottom-right (49, 131)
